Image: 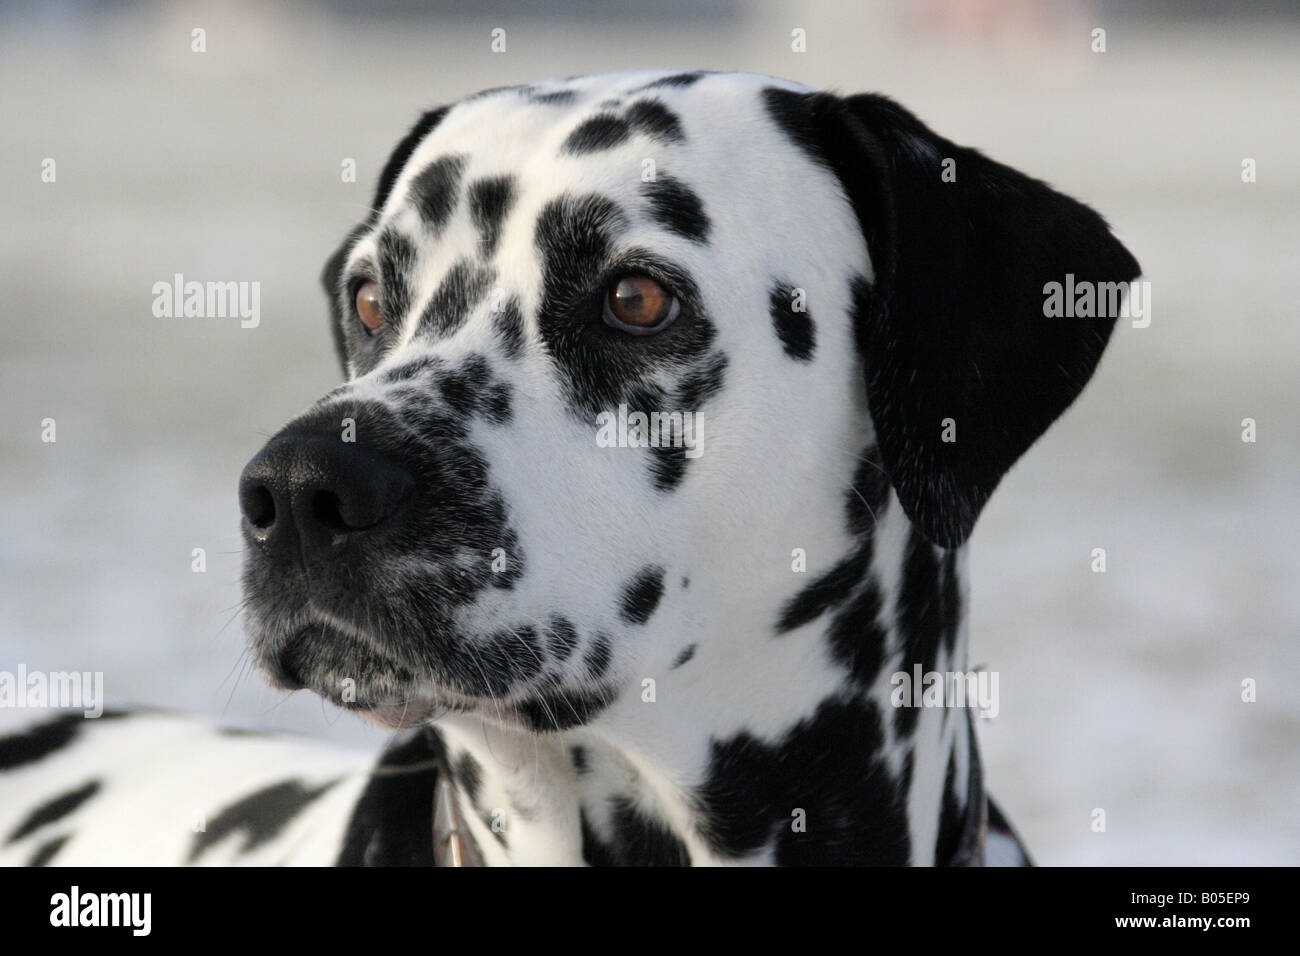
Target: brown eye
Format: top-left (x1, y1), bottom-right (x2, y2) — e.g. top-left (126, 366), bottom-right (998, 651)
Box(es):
top-left (603, 275), bottom-right (679, 334)
top-left (355, 280), bottom-right (383, 333)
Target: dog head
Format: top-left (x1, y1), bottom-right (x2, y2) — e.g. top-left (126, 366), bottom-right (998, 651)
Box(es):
top-left (240, 70), bottom-right (1138, 732)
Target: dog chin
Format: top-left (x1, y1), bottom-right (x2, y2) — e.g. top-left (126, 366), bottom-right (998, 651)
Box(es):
top-left (353, 698), bottom-right (439, 729)
top-left (252, 615), bottom-right (544, 728)
top-left (339, 684), bottom-right (531, 731)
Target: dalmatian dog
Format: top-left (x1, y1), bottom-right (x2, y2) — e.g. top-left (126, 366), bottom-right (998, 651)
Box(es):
top-left (0, 69), bottom-right (1138, 866)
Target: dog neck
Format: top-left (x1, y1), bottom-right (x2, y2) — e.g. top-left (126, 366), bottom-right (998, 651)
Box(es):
top-left (428, 471), bottom-right (982, 866)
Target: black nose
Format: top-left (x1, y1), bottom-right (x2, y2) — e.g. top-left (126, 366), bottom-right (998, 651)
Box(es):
top-left (239, 431), bottom-right (414, 564)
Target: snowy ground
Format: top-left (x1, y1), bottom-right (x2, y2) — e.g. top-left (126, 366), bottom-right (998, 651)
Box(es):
top-left (1, 0), bottom-right (1296, 864)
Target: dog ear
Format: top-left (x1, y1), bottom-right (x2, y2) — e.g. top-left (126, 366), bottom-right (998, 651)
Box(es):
top-left (770, 90), bottom-right (1140, 548)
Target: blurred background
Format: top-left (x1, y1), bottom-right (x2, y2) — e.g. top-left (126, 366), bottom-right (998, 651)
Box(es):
top-left (1, 0), bottom-right (1296, 864)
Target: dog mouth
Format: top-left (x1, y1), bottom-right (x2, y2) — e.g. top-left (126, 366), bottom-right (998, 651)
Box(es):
top-left (258, 619), bottom-right (537, 728)
top-left (244, 557), bottom-right (611, 732)
top-left (263, 621), bottom-right (429, 717)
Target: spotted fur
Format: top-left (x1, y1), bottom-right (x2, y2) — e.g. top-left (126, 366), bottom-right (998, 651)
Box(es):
top-left (0, 69), bottom-right (1138, 866)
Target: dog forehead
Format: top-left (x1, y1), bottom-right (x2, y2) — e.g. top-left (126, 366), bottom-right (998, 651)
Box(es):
top-left (380, 70), bottom-right (821, 221)
top-left (340, 69), bottom-right (866, 363)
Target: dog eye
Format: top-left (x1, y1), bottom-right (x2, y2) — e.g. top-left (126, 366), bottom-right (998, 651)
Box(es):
top-left (603, 275), bottom-right (679, 334)
top-left (355, 280), bottom-right (383, 334)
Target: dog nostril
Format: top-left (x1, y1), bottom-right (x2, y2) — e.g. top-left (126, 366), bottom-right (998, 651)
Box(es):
top-left (243, 485), bottom-right (277, 530)
top-left (242, 434), bottom-right (412, 549)
top-left (275, 647), bottom-right (306, 691)
top-left (310, 490), bottom-right (352, 533)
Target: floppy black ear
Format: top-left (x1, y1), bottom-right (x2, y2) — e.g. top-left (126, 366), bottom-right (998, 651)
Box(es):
top-left (769, 90), bottom-right (1140, 548)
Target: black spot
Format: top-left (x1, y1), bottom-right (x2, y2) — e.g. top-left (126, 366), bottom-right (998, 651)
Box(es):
top-left (372, 107), bottom-right (450, 217)
top-left (631, 71), bottom-right (707, 92)
top-left (670, 644), bottom-right (697, 669)
top-left (562, 114), bottom-right (630, 154)
top-left (419, 259), bottom-right (495, 338)
top-left (190, 778), bottom-right (338, 862)
top-left (825, 573), bottom-right (888, 687)
top-left (7, 780), bottom-right (101, 843)
top-left (619, 566), bottom-right (665, 625)
top-left (516, 685), bottom-right (617, 732)
top-left (377, 228), bottom-right (418, 329)
top-left (337, 727), bottom-right (444, 866)
top-left (408, 154), bottom-right (466, 233)
top-left (469, 626), bottom-right (542, 697)
top-left (468, 175), bottom-right (517, 258)
top-left (536, 194), bottom-right (624, 303)
top-left (580, 811), bottom-right (615, 866)
top-left (28, 834), bottom-right (70, 867)
top-left (0, 711), bottom-right (125, 772)
top-left (454, 752), bottom-right (484, 810)
top-left (485, 382), bottom-right (513, 424)
top-left (546, 616), bottom-right (579, 662)
top-left (935, 750), bottom-right (966, 864)
top-left (647, 353), bottom-right (727, 493)
top-left (514, 626), bottom-right (543, 667)
top-left (380, 356), bottom-right (442, 385)
top-left (625, 99), bottom-right (685, 143)
top-left (893, 530), bottom-right (962, 737)
top-left (677, 352), bottom-right (728, 410)
top-left (644, 175), bottom-right (709, 242)
top-left (493, 297), bottom-right (526, 359)
top-left (621, 380), bottom-right (681, 492)
top-left (777, 549), bottom-right (871, 634)
top-left (570, 745), bottom-right (590, 773)
top-left (761, 87), bottom-right (827, 170)
top-left (438, 353), bottom-right (492, 417)
top-left (649, 444), bottom-right (687, 493)
top-left (696, 696), bottom-right (910, 864)
top-left (769, 280), bottom-right (816, 360)
top-left (581, 797), bottom-right (691, 866)
top-left (528, 89), bottom-right (576, 105)
top-left (776, 446), bottom-right (890, 634)
top-left (0, 715), bottom-right (83, 771)
top-left (534, 192), bottom-right (717, 419)
top-left (584, 634), bottom-right (613, 681)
